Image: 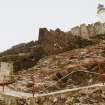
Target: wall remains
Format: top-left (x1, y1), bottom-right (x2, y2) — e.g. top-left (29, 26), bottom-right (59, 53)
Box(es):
top-left (38, 22), bottom-right (105, 55)
top-left (0, 62), bottom-right (13, 82)
top-left (38, 28), bottom-right (78, 55)
top-left (94, 22), bottom-right (104, 35)
top-left (71, 26), bottom-right (80, 36)
top-left (71, 22), bottom-right (105, 39)
top-left (87, 24), bottom-right (95, 37)
top-left (80, 24), bottom-right (89, 39)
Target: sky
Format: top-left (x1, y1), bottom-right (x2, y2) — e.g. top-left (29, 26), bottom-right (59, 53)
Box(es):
top-left (0, 0), bottom-right (104, 52)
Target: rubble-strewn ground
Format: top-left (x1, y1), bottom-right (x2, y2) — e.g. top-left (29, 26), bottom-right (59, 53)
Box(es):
top-left (6, 37), bottom-right (105, 95)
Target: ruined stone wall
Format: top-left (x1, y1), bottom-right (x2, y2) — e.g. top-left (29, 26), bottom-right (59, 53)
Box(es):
top-left (38, 22), bottom-right (105, 55)
top-left (38, 28), bottom-right (78, 55)
top-left (0, 62), bottom-right (13, 82)
top-left (71, 22), bottom-right (105, 38)
top-left (87, 24), bottom-right (95, 37)
top-left (39, 22), bottom-right (105, 41)
top-left (80, 24), bottom-right (89, 39)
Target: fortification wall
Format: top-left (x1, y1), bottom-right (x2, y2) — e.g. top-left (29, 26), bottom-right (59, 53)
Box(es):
top-left (38, 22), bottom-right (105, 55)
top-left (38, 28), bottom-right (76, 55)
top-left (71, 22), bottom-right (105, 38)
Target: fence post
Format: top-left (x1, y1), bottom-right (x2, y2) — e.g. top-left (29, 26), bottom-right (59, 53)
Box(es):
top-left (32, 75), bottom-right (35, 97)
top-left (97, 62), bottom-right (104, 84)
top-left (2, 75), bottom-right (5, 92)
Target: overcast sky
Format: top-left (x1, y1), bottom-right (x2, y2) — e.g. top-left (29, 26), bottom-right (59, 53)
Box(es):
top-left (0, 0), bottom-right (104, 52)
